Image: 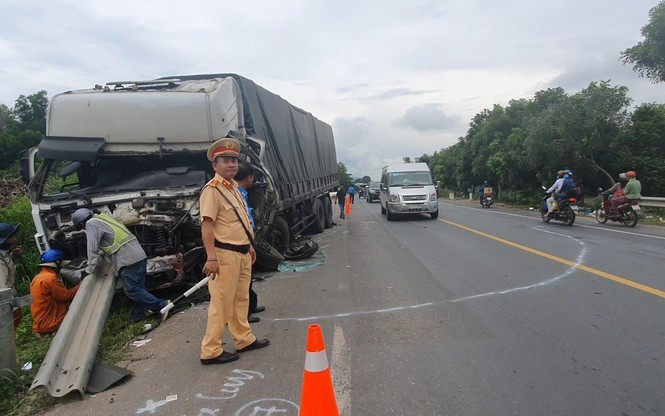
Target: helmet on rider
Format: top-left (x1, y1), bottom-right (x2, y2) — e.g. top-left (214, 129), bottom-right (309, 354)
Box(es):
top-left (565, 170), bottom-right (573, 177)
top-left (38, 249), bottom-right (71, 269)
top-left (618, 172), bottom-right (626, 179)
top-left (72, 208), bottom-right (94, 229)
top-left (626, 171), bottom-right (637, 179)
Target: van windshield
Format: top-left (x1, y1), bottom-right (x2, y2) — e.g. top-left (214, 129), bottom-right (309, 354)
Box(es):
top-left (387, 171), bottom-right (433, 187)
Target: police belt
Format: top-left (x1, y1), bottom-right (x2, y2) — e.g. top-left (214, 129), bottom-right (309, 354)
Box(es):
top-left (214, 240), bottom-right (251, 254)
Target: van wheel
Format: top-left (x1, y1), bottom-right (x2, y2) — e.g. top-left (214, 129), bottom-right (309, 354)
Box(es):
top-left (430, 209), bottom-right (438, 219)
top-left (308, 199), bottom-right (325, 233)
top-left (381, 203), bottom-right (386, 214)
top-left (266, 216), bottom-right (290, 254)
top-left (322, 196), bottom-right (333, 229)
top-left (386, 210), bottom-right (395, 221)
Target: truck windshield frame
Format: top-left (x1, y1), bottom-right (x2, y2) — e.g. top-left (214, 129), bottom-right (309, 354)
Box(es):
top-left (30, 154), bottom-right (211, 203)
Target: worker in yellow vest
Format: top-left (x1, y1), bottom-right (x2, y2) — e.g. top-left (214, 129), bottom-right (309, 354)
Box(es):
top-left (72, 208), bottom-right (169, 322)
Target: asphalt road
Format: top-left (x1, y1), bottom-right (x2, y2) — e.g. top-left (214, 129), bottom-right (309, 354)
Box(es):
top-left (45, 198), bottom-right (665, 416)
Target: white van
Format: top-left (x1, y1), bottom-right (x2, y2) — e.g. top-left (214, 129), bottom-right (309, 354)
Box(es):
top-left (379, 163), bottom-right (439, 220)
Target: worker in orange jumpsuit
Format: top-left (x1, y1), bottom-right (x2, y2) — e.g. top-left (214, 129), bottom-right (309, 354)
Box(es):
top-left (30, 249), bottom-right (80, 334)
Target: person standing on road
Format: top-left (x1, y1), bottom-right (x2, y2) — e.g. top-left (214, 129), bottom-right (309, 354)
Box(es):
top-left (71, 208), bottom-right (169, 323)
top-left (200, 137), bottom-right (269, 365)
top-left (348, 185), bottom-right (356, 204)
top-left (30, 249), bottom-right (80, 334)
top-left (336, 186), bottom-right (347, 219)
top-left (0, 223), bottom-right (24, 333)
top-left (234, 161), bottom-right (266, 325)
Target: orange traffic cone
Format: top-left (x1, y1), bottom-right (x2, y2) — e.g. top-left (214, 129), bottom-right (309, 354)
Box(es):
top-left (345, 195), bottom-right (351, 216)
top-left (300, 324), bottom-right (340, 416)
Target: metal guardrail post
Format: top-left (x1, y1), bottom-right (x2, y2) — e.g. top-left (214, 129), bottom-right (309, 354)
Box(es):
top-left (0, 288), bottom-right (17, 373)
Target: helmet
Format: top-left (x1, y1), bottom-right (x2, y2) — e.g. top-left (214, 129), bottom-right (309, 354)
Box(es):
top-left (0, 223), bottom-right (19, 246)
top-left (565, 170), bottom-right (573, 176)
top-left (618, 172), bottom-right (626, 179)
top-left (72, 208), bottom-right (94, 228)
top-left (39, 249), bottom-right (71, 268)
top-left (557, 170), bottom-right (565, 178)
top-left (626, 171), bottom-right (637, 179)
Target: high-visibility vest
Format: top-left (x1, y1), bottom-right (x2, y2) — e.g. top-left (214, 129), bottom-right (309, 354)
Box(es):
top-left (92, 214), bottom-right (137, 255)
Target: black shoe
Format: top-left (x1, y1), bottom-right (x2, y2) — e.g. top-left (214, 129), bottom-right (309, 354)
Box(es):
top-left (200, 351), bottom-right (239, 365)
top-left (251, 306), bottom-right (266, 314)
top-left (237, 339), bottom-right (270, 353)
top-left (248, 315), bottom-right (260, 323)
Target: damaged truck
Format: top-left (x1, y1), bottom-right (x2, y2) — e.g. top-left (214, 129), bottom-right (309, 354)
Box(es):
top-left (25, 73), bottom-right (338, 285)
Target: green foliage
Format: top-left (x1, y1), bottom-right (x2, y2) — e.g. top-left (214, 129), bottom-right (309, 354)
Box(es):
top-left (356, 175), bottom-right (371, 183)
top-left (337, 162), bottom-right (353, 187)
top-left (0, 91), bottom-right (48, 171)
top-left (621, 1), bottom-right (665, 83)
top-left (426, 81), bottom-right (665, 200)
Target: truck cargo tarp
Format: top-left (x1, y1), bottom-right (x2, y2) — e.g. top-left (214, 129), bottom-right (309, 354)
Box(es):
top-left (162, 73), bottom-right (338, 189)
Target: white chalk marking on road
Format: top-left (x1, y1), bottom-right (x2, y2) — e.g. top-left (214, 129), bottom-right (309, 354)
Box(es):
top-left (136, 398), bottom-right (171, 414)
top-left (438, 201), bottom-right (665, 241)
top-left (331, 323), bottom-right (352, 415)
top-left (452, 227), bottom-right (587, 302)
top-left (234, 398), bottom-right (299, 416)
top-left (196, 369), bottom-right (265, 400)
top-left (270, 229), bottom-right (588, 322)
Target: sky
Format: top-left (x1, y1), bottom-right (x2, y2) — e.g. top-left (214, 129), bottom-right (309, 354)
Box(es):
top-left (1, 0), bottom-right (664, 180)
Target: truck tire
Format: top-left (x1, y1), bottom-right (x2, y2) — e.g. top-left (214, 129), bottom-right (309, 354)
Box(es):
top-left (266, 216), bottom-right (290, 254)
top-left (309, 199), bottom-right (326, 234)
top-left (322, 196), bottom-right (333, 229)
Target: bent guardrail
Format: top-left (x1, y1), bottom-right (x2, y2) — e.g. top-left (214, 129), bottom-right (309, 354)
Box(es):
top-left (30, 260), bottom-right (117, 397)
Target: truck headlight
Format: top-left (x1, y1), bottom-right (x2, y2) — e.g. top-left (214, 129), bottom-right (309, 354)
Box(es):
top-left (389, 194), bottom-right (399, 203)
top-left (430, 193), bottom-right (437, 201)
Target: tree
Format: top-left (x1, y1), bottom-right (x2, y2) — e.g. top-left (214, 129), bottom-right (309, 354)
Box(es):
top-left (13, 90), bottom-right (48, 133)
top-left (337, 162), bottom-right (353, 188)
top-left (402, 157), bottom-right (411, 163)
top-left (357, 175), bottom-right (371, 183)
top-left (621, 1), bottom-right (665, 83)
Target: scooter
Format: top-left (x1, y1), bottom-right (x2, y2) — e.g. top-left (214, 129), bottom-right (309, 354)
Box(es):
top-left (595, 189), bottom-right (639, 228)
top-left (541, 188), bottom-right (576, 226)
top-left (481, 189), bottom-right (494, 208)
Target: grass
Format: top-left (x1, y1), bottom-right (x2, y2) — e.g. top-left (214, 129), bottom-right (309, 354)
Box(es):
top-left (0, 195), bottom-right (157, 416)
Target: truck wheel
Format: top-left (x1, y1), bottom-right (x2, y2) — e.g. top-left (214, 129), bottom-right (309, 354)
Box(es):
top-left (266, 216), bottom-right (290, 254)
top-left (308, 199), bottom-right (325, 234)
top-left (322, 196), bottom-right (333, 229)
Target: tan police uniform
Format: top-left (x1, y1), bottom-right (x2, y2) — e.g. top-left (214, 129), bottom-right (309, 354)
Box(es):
top-left (200, 138), bottom-right (257, 360)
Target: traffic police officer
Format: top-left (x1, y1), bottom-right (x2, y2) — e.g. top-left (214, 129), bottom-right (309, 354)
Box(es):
top-left (199, 137), bottom-right (269, 365)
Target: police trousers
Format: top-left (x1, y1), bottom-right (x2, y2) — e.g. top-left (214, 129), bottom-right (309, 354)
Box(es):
top-left (200, 248), bottom-right (256, 359)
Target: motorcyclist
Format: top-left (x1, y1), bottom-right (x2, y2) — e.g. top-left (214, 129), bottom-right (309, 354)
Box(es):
top-left (545, 170), bottom-right (565, 217)
top-left (479, 181), bottom-right (490, 205)
top-left (556, 170), bottom-right (576, 201)
top-left (611, 171), bottom-right (641, 212)
top-left (602, 173), bottom-right (627, 214)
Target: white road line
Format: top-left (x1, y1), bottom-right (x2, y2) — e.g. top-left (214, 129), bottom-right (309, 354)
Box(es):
top-left (438, 201), bottom-right (665, 241)
top-left (270, 226), bottom-right (588, 322)
top-left (330, 323), bottom-right (351, 415)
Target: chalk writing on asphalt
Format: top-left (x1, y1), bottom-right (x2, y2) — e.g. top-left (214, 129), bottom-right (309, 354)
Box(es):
top-left (136, 398), bottom-right (169, 414)
top-left (235, 398), bottom-right (299, 416)
top-left (196, 369), bottom-right (265, 400)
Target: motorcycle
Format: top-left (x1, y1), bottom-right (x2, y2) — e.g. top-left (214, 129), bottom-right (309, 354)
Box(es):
top-left (595, 188), bottom-right (639, 228)
top-left (541, 187), bottom-right (576, 226)
top-left (481, 188), bottom-right (494, 208)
